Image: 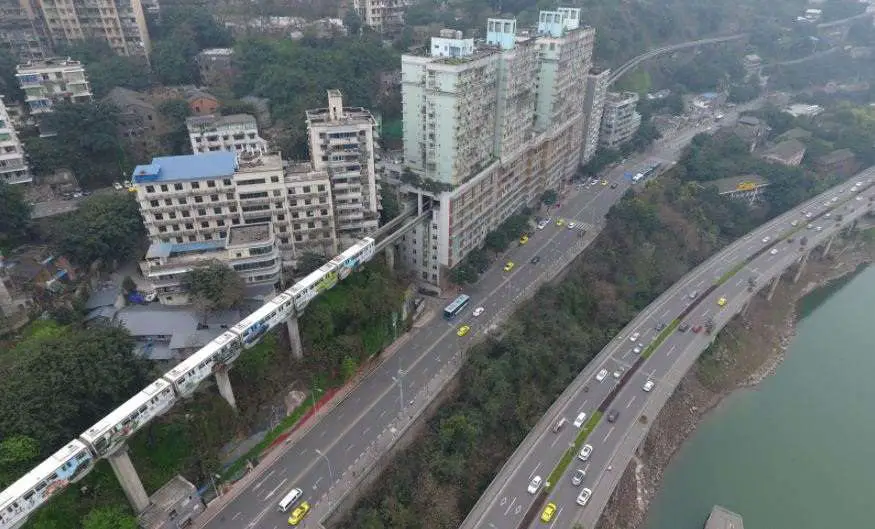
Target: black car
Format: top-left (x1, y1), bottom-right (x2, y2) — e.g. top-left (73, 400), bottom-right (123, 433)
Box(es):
top-left (530, 256), bottom-right (541, 264)
top-left (655, 321), bottom-right (666, 331)
top-left (607, 410), bottom-right (619, 423)
top-left (678, 322), bottom-right (690, 333)
top-left (610, 183), bottom-right (618, 189)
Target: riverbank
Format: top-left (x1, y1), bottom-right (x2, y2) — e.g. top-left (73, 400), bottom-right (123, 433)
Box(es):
top-left (596, 233), bottom-right (875, 529)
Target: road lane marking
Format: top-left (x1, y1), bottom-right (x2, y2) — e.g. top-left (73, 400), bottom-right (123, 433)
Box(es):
top-left (549, 506), bottom-right (564, 529)
top-left (252, 469), bottom-right (275, 491)
top-left (603, 426), bottom-right (615, 444)
top-left (245, 504), bottom-right (273, 529)
top-left (626, 395), bottom-right (637, 409)
top-left (263, 477), bottom-right (288, 502)
top-left (666, 344), bottom-right (677, 356)
top-left (504, 496), bottom-right (517, 516)
top-left (232, 512), bottom-right (242, 520)
top-left (313, 476), bottom-right (322, 488)
top-left (529, 462), bottom-right (542, 480)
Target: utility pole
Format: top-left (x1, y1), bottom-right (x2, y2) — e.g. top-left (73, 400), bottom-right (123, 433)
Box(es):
top-left (392, 354), bottom-right (406, 414)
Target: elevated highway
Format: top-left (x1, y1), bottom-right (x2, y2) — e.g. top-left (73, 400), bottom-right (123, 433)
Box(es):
top-left (460, 166), bottom-right (875, 529)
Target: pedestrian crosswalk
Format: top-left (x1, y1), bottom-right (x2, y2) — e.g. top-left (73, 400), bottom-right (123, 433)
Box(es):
top-left (566, 221), bottom-right (593, 232)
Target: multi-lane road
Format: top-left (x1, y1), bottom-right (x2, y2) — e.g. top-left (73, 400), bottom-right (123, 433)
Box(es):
top-left (462, 168), bottom-right (875, 529)
top-left (195, 109), bottom-right (740, 529)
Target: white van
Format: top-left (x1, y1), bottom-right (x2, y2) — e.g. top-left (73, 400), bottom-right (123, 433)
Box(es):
top-left (278, 487), bottom-right (303, 512)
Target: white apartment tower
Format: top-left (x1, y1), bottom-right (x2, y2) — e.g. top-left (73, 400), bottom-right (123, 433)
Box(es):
top-left (581, 67), bottom-right (610, 164)
top-left (600, 91), bottom-right (642, 149)
top-left (15, 58), bottom-right (92, 115)
top-left (306, 90), bottom-right (381, 243)
top-left (186, 114), bottom-right (269, 155)
top-left (398, 10), bottom-right (595, 287)
top-left (352, 0), bottom-right (413, 32)
top-left (131, 151), bottom-right (338, 285)
top-left (0, 96), bottom-right (32, 185)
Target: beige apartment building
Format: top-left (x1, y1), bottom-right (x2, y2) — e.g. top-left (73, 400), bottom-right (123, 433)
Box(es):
top-left (397, 9), bottom-right (595, 287)
top-left (39, 0), bottom-right (151, 59)
top-left (131, 151), bottom-right (337, 279)
top-left (186, 114), bottom-right (269, 155)
top-left (0, 96), bottom-right (32, 185)
top-left (306, 90), bottom-right (381, 244)
top-left (352, 0), bottom-right (412, 32)
top-left (599, 91), bottom-right (641, 149)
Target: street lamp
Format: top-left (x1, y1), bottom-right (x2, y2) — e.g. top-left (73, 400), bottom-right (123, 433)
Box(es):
top-left (315, 449), bottom-right (334, 514)
top-left (311, 385), bottom-right (323, 417)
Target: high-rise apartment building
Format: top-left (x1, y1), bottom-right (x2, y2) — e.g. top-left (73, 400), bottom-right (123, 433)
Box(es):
top-left (38, 0), bottom-right (151, 59)
top-left (15, 58), bottom-right (92, 115)
top-left (352, 0), bottom-right (412, 33)
top-left (581, 67), bottom-right (610, 164)
top-left (599, 91), bottom-right (641, 149)
top-left (398, 10), bottom-right (595, 287)
top-left (0, 96), bottom-right (32, 185)
top-left (306, 90), bottom-right (381, 242)
top-left (0, 0), bottom-right (51, 60)
top-left (186, 114), bottom-right (269, 155)
top-left (132, 151), bottom-right (338, 277)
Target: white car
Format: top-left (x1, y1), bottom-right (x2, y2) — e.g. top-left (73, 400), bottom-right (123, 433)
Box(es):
top-left (815, 226), bottom-right (823, 232)
top-left (612, 369), bottom-right (623, 379)
top-left (761, 236), bottom-right (770, 244)
top-left (573, 412), bottom-right (587, 428)
top-left (643, 380), bottom-right (655, 392)
top-left (568, 222), bottom-right (576, 229)
top-left (123, 180), bottom-right (132, 188)
top-left (831, 197), bottom-right (838, 203)
top-left (537, 220), bottom-right (548, 230)
top-left (805, 212), bottom-right (813, 219)
top-left (572, 469), bottom-right (586, 486)
top-left (790, 220), bottom-right (799, 227)
top-left (807, 223), bottom-right (814, 229)
top-left (113, 182), bottom-right (123, 190)
top-left (578, 444), bottom-right (593, 461)
top-left (825, 213), bottom-right (832, 218)
top-left (576, 487), bottom-right (593, 506)
top-left (596, 369), bottom-right (608, 382)
top-left (769, 248), bottom-right (778, 255)
top-left (528, 475), bottom-right (543, 494)
top-left (629, 332), bottom-right (640, 342)
top-left (857, 196), bottom-right (864, 201)
top-left (473, 307), bottom-right (485, 317)
top-left (633, 345), bottom-right (642, 354)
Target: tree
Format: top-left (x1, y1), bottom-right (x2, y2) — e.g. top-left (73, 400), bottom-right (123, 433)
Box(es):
top-left (158, 99), bottom-right (193, 154)
top-left (344, 11), bottom-right (363, 35)
top-left (82, 507), bottom-right (138, 529)
top-left (56, 40), bottom-right (152, 98)
top-left (0, 435), bottom-right (40, 487)
top-left (0, 181), bottom-right (31, 248)
top-left (0, 49), bottom-right (24, 102)
top-left (186, 262), bottom-right (245, 314)
top-left (122, 276), bottom-right (137, 294)
top-left (0, 326), bottom-right (148, 452)
top-left (540, 189), bottom-right (558, 206)
top-left (297, 252), bottom-right (328, 276)
top-left (54, 193), bottom-right (145, 267)
top-left (380, 186), bottom-right (402, 225)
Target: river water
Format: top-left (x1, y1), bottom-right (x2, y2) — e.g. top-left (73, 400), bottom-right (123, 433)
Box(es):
top-left (643, 265), bottom-right (875, 529)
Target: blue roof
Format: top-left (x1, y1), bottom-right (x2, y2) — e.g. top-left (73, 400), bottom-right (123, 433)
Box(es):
top-left (131, 152), bottom-right (237, 184)
top-left (171, 241), bottom-right (225, 254)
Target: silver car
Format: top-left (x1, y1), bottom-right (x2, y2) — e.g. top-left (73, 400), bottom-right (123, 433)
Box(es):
top-left (572, 469), bottom-right (586, 486)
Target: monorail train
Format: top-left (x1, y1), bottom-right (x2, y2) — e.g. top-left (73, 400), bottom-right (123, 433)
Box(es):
top-left (0, 237), bottom-right (377, 529)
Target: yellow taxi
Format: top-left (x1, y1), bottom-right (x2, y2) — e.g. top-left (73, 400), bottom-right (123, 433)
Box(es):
top-left (556, 218), bottom-right (565, 227)
top-left (717, 297), bottom-right (727, 307)
top-left (601, 179), bottom-right (608, 186)
top-left (288, 501), bottom-right (310, 526)
top-left (520, 234), bottom-right (529, 245)
top-left (457, 325), bottom-right (471, 337)
top-left (503, 261), bottom-right (515, 272)
top-left (541, 502), bottom-right (557, 523)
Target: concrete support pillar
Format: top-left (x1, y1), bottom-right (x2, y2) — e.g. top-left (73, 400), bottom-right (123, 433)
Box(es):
top-left (215, 367), bottom-right (237, 410)
top-left (385, 245), bottom-right (395, 271)
top-left (108, 446), bottom-right (149, 513)
top-left (287, 317), bottom-right (304, 360)
top-left (766, 275), bottom-right (780, 301)
top-left (822, 234), bottom-right (835, 258)
top-left (794, 251), bottom-right (810, 283)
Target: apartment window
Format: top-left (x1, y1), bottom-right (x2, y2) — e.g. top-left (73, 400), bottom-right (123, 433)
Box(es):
top-left (320, 209), bottom-right (328, 216)
top-left (200, 221), bottom-right (209, 228)
top-left (198, 209), bottom-right (206, 216)
top-left (150, 200), bottom-right (159, 207)
top-left (169, 213), bottom-right (177, 219)
top-left (317, 184), bottom-right (326, 192)
top-left (305, 199), bottom-right (312, 205)
top-left (174, 183), bottom-right (183, 190)
top-left (160, 184), bottom-right (168, 192)
top-left (204, 233), bottom-right (213, 240)
top-left (294, 234), bottom-right (303, 242)
top-left (293, 223), bottom-right (301, 230)
top-left (178, 198), bottom-right (187, 205)
top-left (277, 214), bottom-right (285, 221)
top-left (217, 219), bottom-right (225, 226)
top-left (219, 231), bottom-right (227, 238)
top-left (146, 185), bottom-right (154, 193)
top-left (307, 222), bottom-right (315, 229)
top-left (222, 179), bottom-right (231, 185)
top-left (213, 207), bottom-right (222, 214)
top-left (303, 186), bottom-right (311, 193)
top-left (270, 176), bottom-right (279, 183)
top-left (181, 211), bottom-right (190, 218)
top-left (319, 197), bottom-right (327, 204)
top-left (321, 220), bottom-right (329, 227)
top-left (154, 213), bottom-right (163, 220)
top-left (176, 237), bottom-right (183, 243)
top-left (289, 200), bottom-right (297, 206)
top-left (279, 226), bottom-right (287, 233)
top-left (188, 235), bottom-right (196, 241)
top-left (192, 182), bottom-right (200, 189)
top-left (288, 187), bottom-right (296, 195)
top-left (229, 206), bottom-right (237, 213)
top-left (207, 180), bottom-right (216, 187)
top-left (158, 226), bottom-right (167, 233)
top-left (210, 194), bottom-right (219, 201)
top-left (272, 190), bottom-right (281, 197)
top-left (195, 196), bottom-right (203, 203)
top-left (292, 212), bottom-right (299, 219)
top-left (172, 224), bottom-right (179, 231)
top-left (281, 237), bottom-right (289, 244)
top-left (226, 193), bottom-right (234, 200)
top-left (275, 202), bottom-right (282, 209)
top-left (231, 218), bottom-right (240, 225)
top-left (164, 199), bottom-right (172, 206)
top-left (185, 223), bottom-right (194, 230)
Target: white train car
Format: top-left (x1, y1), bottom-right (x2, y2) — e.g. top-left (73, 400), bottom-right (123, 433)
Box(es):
top-left (329, 238), bottom-right (376, 281)
top-left (229, 291), bottom-right (295, 349)
top-left (0, 440), bottom-right (94, 529)
top-left (290, 262), bottom-right (337, 313)
top-left (162, 331), bottom-right (241, 397)
top-left (79, 379), bottom-right (176, 458)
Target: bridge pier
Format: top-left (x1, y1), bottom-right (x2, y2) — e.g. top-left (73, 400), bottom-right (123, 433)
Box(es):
top-left (108, 446), bottom-right (149, 513)
top-left (766, 275), bottom-right (781, 301)
top-left (287, 317), bottom-right (304, 360)
top-left (794, 251), bottom-right (810, 283)
top-left (385, 245), bottom-right (395, 271)
top-left (822, 234), bottom-right (836, 258)
top-left (215, 367), bottom-right (237, 410)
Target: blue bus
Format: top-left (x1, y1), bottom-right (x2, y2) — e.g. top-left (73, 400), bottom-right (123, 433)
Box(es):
top-left (443, 294), bottom-right (471, 319)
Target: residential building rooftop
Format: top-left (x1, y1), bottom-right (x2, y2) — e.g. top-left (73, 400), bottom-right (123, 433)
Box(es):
top-left (711, 175), bottom-right (769, 194)
top-left (131, 152), bottom-right (237, 183)
top-left (185, 113), bottom-right (258, 129)
top-left (228, 223), bottom-right (272, 247)
top-left (763, 139), bottom-right (806, 165)
top-left (16, 57), bottom-right (84, 73)
top-left (818, 147), bottom-right (854, 165)
top-left (704, 505), bottom-right (744, 529)
top-left (145, 240), bottom-right (226, 260)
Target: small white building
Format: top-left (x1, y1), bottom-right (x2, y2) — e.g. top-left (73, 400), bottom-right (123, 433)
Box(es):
top-left (186, 114), bottom-right (268, 155)
top-left (599, 91), bottom-right (641, 149)
top-left (15, 57), bottom-right (92, 115)
top-left (0, 96), bottom-right (32, 185)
